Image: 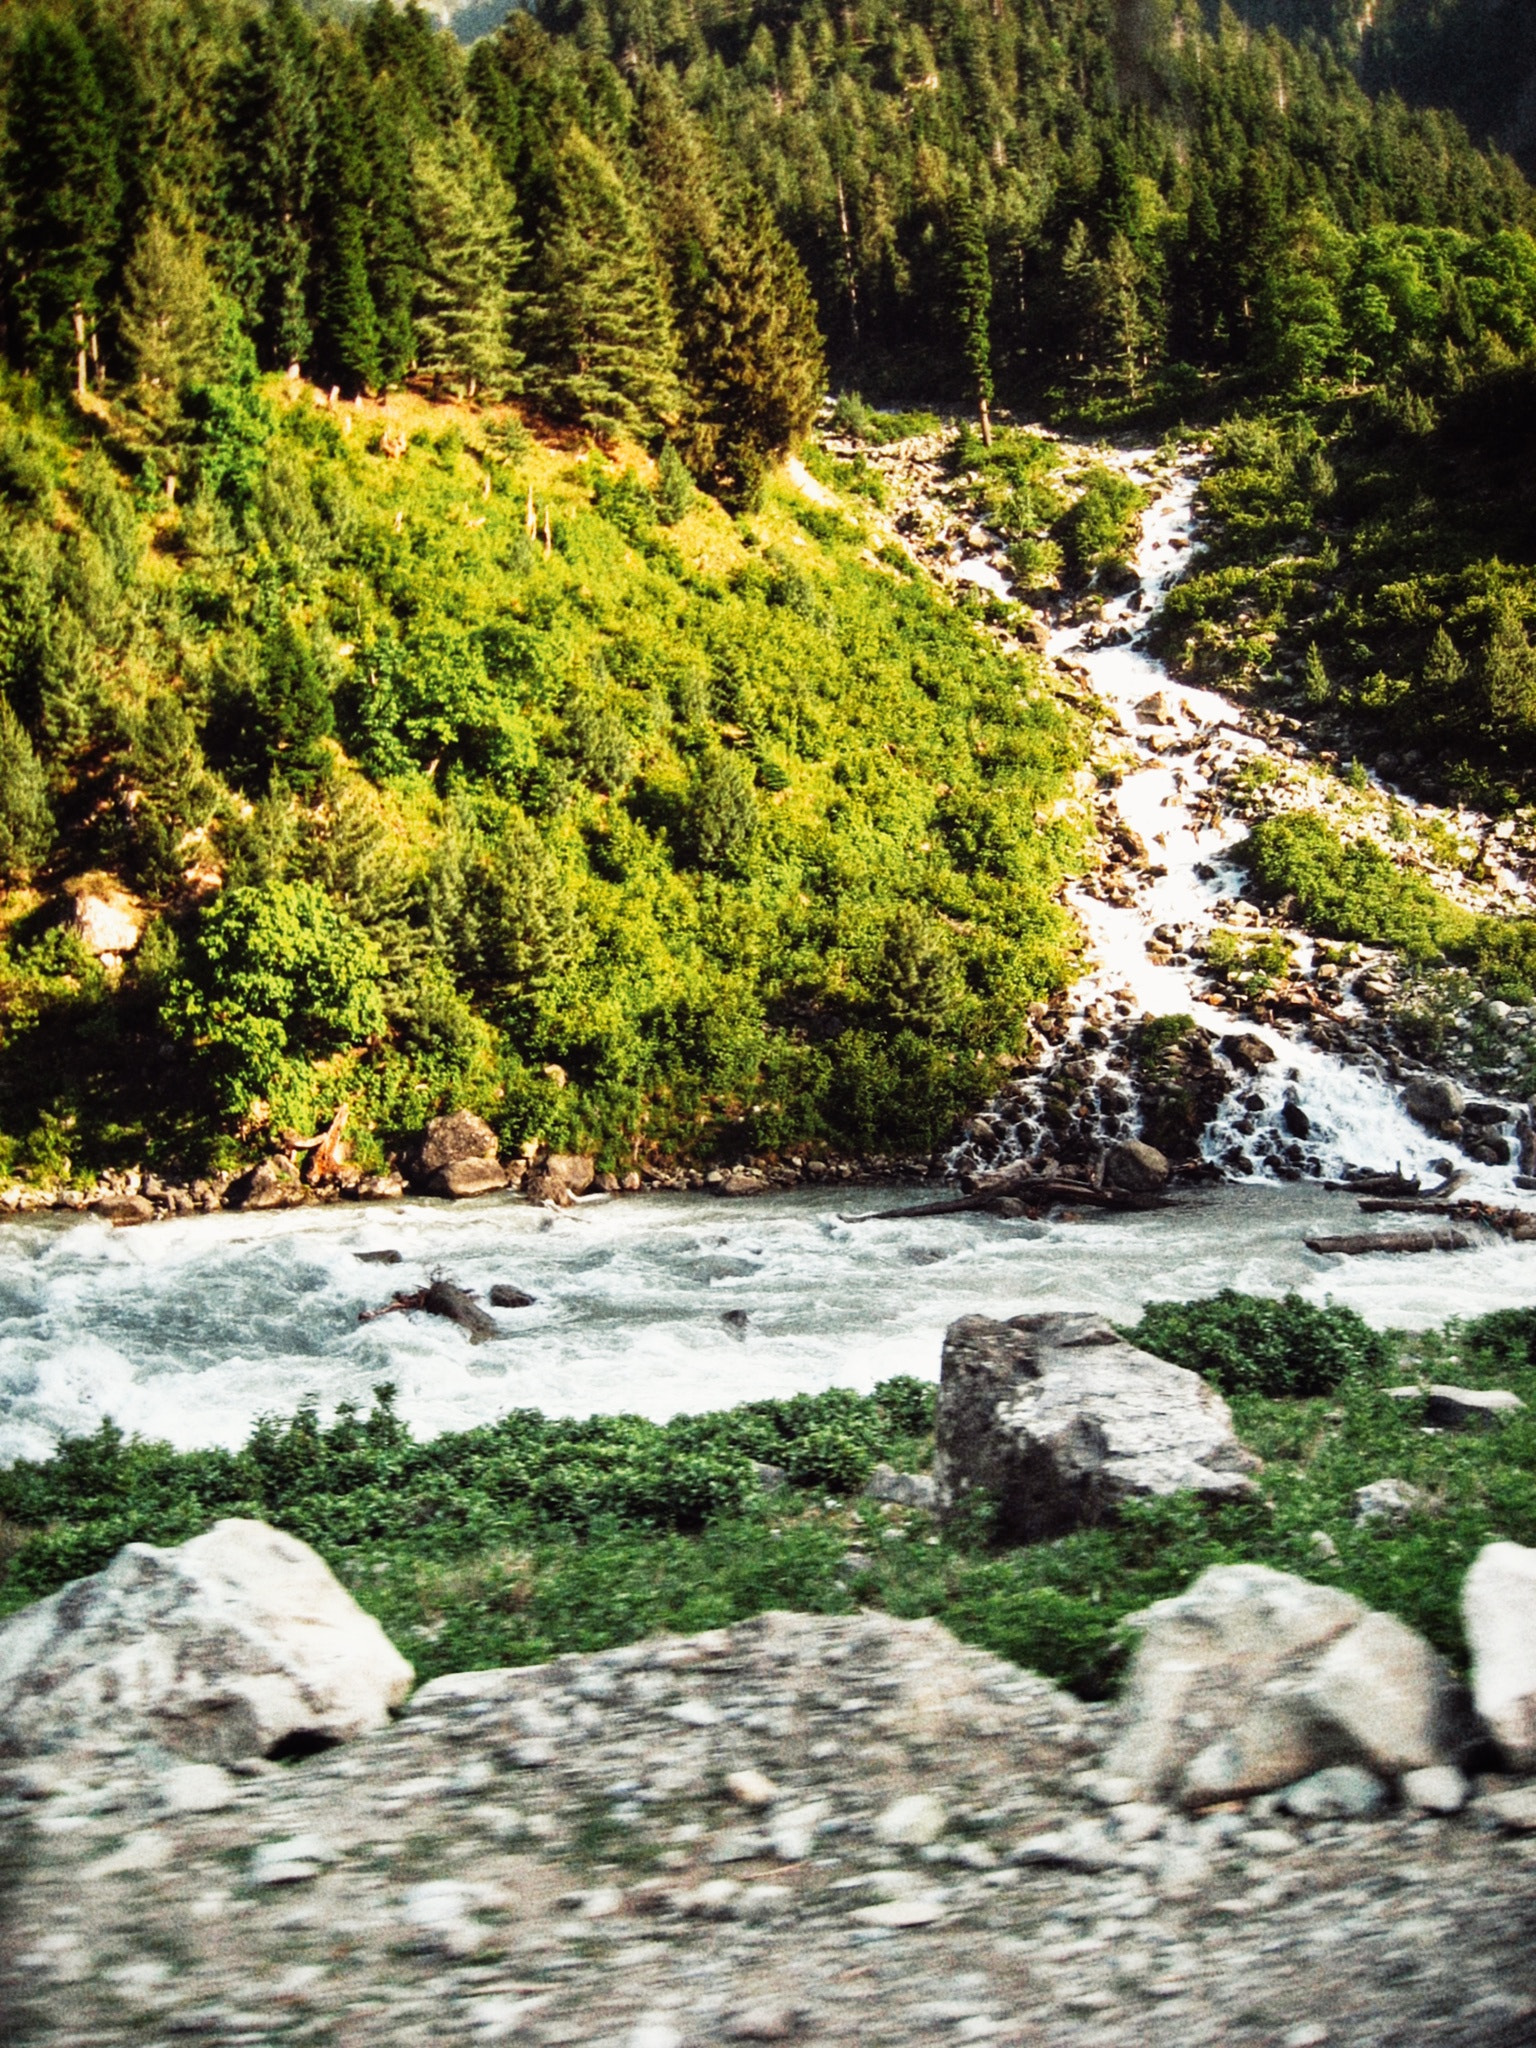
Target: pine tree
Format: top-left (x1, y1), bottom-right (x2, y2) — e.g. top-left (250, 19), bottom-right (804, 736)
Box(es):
top-left (0, 698), bottom-right (53, 881)
top-left (654, 442), bottom-right (695, 523)
top-left (3, 13), bottom-right (121, 387)
top-left (525, 126), bottom-right (681, 440)
top-left (1485, 599), bottom-right (1536, 742)
top-left (1303, 641), bottom-right (1332, 706)
top-left (412, 121), bottom-right (522, 401)
top-left (949, 196), bottom-right (994, 443)
top-left (117, 195), bottom-right (224, 420)
top-left (214, 0), bottom-right (319, 369)
top-left (310, 40), bottom-right (383, 396)
top-left (1422, 625), bottom-right (1469, 708)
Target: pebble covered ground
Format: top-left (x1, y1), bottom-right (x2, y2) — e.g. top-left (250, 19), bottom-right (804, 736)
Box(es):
top-left (7, 1611), bottom-right (1536, 2047)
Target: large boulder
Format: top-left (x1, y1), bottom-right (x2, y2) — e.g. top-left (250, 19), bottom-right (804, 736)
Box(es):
top-left (1464, 1541), bottom-right (1536, 1768)
top-left (523, 1153), bottom-right (596, 1206)
top-left (1103, 1139), bottom-right (1170, 1194)
top-left (424, 1158), bottom-right (508, 1200)
top-left (1402, 1076), bottom-right (1465, 1128)
top-left (0, 1519), bottom-right (413, 1763)
top-left (1105, 1563), bottom-right (1467, 1805)
top-left (416, 1110), bottom-right (499, 1180)
top-left (931, 1313), bottom-right (1259, 1544)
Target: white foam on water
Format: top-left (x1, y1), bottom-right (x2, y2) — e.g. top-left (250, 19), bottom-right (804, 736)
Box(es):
top-left (1, 1185), bottom-right (1533, 1462)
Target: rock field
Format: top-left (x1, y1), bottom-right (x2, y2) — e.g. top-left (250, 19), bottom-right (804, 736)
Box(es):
top-left (8, 1606), bottom-right (1536, 2048)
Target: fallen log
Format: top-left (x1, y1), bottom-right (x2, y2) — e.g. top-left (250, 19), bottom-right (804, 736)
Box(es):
top-left (1307, 1230), bottom-right (1471, 1256)
top-left (1324, 1172), bottom-right (1420, 1197)
top-left (844, 1176), bottom-right (1158, 1223)
top-left (1358, 1197), bottom-right (1536, 1241)
top-left (360, 1277), bottom-right (498, 1343)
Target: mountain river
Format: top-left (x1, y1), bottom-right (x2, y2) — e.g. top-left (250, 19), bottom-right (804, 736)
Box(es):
top-left (0, 452), bottom-right (1532, 1465)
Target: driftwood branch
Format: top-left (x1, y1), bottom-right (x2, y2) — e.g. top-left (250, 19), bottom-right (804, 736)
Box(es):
top-left (1307, 1230), bottom-right (1471, 1256)
top-left (844, 1173), bottom-right (1163, 1224)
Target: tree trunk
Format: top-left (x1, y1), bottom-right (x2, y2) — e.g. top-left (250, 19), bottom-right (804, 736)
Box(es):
top-left (978, 392), bottom-right (993, 448)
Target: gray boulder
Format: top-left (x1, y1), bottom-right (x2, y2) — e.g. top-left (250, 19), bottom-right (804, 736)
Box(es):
top-left (932, 1313), bottom-right (1259, 1544)
top-left (424, 1158), bottom-right (508, 1200)
top-left (1402, 1076), bottom-right (1466, 1127)
top-left (1103, 1140), bottom-right (1170, 1194)
top-left (1105, 1563), bottom-right (1467, 1806)
top-left (416, 1111), bottom-right (499, 1178)
top-left (0, 1519), bottom-right (413, 1763)
top-left (864, 1464), bottom-right (940, 1511)
top-left (1220, 1033), bottom-right (1276, 1076)
top-left (226, 1156), bottom-right (308, 1211)
top-left (1464, 1541), bottom-right (1536, 1769)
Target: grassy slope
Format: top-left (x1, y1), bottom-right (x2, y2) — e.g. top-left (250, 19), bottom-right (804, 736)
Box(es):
top-left (0, 381), bottom-right (1087, 1181)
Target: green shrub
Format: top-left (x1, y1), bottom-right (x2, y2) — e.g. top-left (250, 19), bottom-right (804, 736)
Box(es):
top-left (1126, 1289), bottom-right (1393, 1397)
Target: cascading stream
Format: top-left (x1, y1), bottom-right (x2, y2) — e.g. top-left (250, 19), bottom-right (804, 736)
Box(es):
top-left (951, 450), bottom-right (1536, 1198)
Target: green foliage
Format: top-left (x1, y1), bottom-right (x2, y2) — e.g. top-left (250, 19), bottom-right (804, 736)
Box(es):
top-left (1241, 811), bottom-right (1477, 956)
top-left (654, 444), bottom-right (695, 524)
top-left (0, 699), bottom-right (53, 881)
top-left (1126, 1289), bottom-right (1392, 1397)
top-left (1057, 467), bottom-right (1148, 584)
top-left (163, 879), bottom-right (388, 1113)
top-left (685, 747), bottom-right (757, 874)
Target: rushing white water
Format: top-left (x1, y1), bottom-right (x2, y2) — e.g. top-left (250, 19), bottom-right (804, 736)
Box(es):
top-left (0, 1182), bottom-right (1533, 1464)
top-left (1047, 464), bottom-right (1533, 1196)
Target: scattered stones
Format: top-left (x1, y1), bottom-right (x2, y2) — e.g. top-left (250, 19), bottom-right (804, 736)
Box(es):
top-left (1425, 1386), bottom-right (1526, 1428)
top-left (933, 1312), bottom-right (1259, 1543)
top-left (0, 1518), bottom-right (413, 1762)
top-left (1279, 1764), bottom-right (1388, 1820)
top-left (354, 1248), bottom-right (403, 1265)
top-left (1102, 1139), bottom-right (1171, 1194)
top-left (725, 1768), bottom-right (778, 1808)
top-left (1220, 1033), bottom-right (1276, 1075)
top-left (1482, 1786), bottom-right (1536, 1832)
top-left (415, 1111), bottom-right (499, 1180)
top-left (250, 1834), bottom-right (337, 1884)
top-left (1353, 1479), bottom-right (1430, 1525)
top-left (1401, 1764), bottom-right (1470, 1813)
top-left (424, 1158), bottom-right (509, 1200)
top-left (224, 1155), bottom-right (307, 1211)
top-left (488, 1284), bottom-right (535, 1308)
top-left (91, 1192), bottom-right (155, 1227)
top-left (863, 1464), bottom-right (940, 1511)
top-left (1402, 1076), bottom-right (1466, 1127)
top-left (1464, 1542), bottom-right (1536, 1769)
top-left (873, 1793), bottom-right (947, 1847)
top-left (158, 1763), bottom-right (236, 1814)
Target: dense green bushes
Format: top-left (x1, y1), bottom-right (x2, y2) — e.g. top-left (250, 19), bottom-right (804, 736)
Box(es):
top-left (6, 1293), bottom-right (1536, 1698)
top-left (1126, 1289), bottom-right (1392, 1397)
top-left (0, 386), bottom-right (1085, 1175)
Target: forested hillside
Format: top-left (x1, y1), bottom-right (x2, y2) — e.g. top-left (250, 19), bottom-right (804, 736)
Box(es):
top-left (1222, 0), bottom-right (1536, 174)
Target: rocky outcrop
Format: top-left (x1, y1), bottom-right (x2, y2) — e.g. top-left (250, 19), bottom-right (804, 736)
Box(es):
top-left (1105, 1563), bottom-right (1468, 1806)
top-left (67, 878), bottom-right (143, 960)
top-left (1464, 1541), bottom-right (1536, 1769)
top-left (0, 1519), bottom-right (413, 1763)
top-left (932, 1312), bottom-right (1259, 1542)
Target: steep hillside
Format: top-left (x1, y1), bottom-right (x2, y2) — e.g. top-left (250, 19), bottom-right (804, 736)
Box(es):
top-left (0, 380), bottom-right (1084, 1184)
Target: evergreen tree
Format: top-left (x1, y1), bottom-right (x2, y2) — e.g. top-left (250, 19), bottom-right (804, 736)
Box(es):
top-left (681, 194), bottom-right (824, 505)
top-left (950, 195), bottom-right (994, 443)
top-left (0, 697), bottom-right (53, 881)
top-left (117, 195), bottom-right (225, 419)
top-left (687, 746), bottom-right (757, 873)
top-left (214, 0), bottom-right (319, 369)
top-left (217, 619), bottom-right (335, 796)
top-left (2, 13), bottom-right (121, 387)
top-left (1303, 640), bottom-right (1332, 705)
top-left (412, 121), bottom-right (522, 401)
top-left (125, 690), bottom-right (217, 893)
top-left (655, 442), bottom-right (696, 523)
top-left (1485, 598), bottom-right (1536, 741)
top-left (310, 41), bottom-right (383, 396)
top-left (526, 125), bottom-right (681, 439)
